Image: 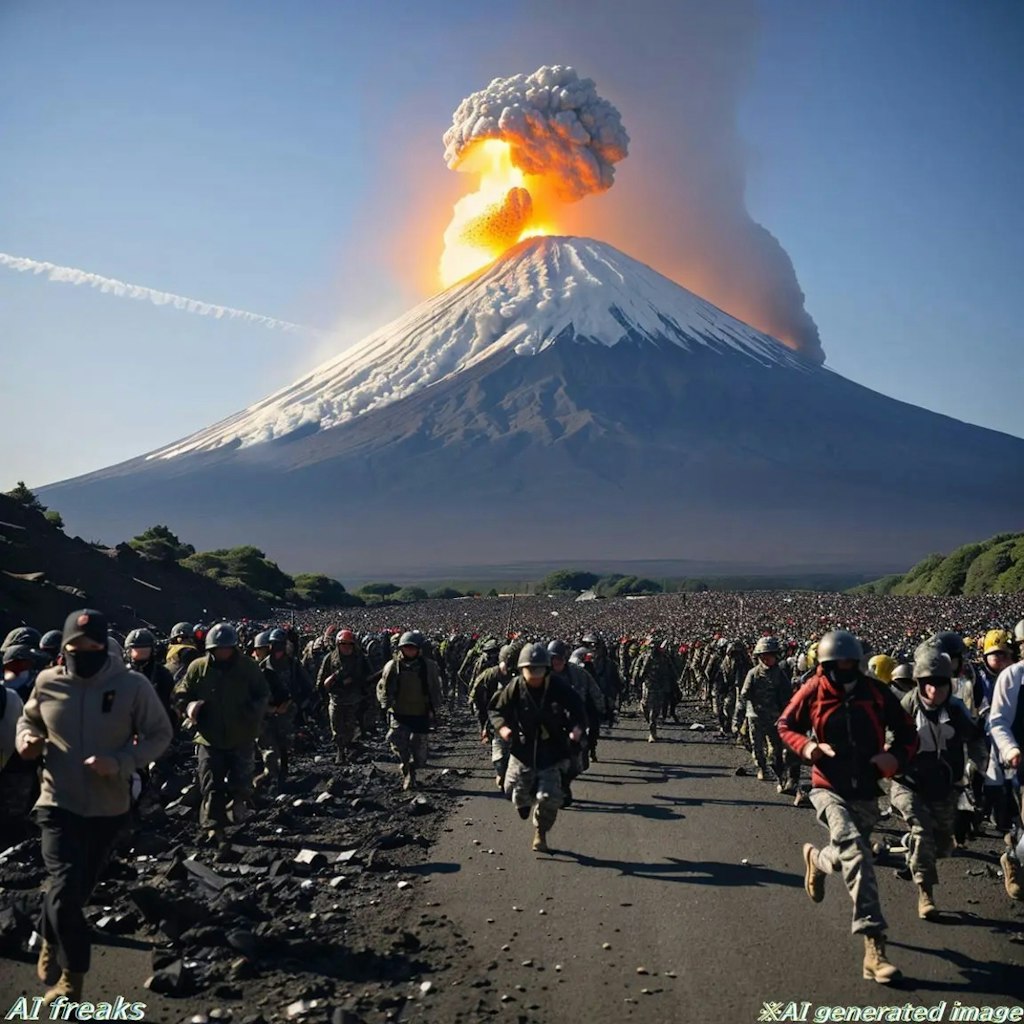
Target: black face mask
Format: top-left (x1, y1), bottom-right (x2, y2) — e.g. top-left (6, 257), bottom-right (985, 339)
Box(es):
top-left (65, 649), bottom-right (108, 679)
top-left (825, 665), bottom-right (859, 689)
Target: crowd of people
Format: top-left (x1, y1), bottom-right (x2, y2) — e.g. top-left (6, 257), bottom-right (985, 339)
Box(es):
top-left (2, 589), bottom-right (1023, 1001)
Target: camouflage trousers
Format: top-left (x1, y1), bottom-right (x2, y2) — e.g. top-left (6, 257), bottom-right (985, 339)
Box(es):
top-left (387, 717), bottom-right (429, 769)
top-left (713, 682), bottom-right (736, 730)
top-left (329, 697), bottom-right (361, 751)
top-left (505, 755), bottom-right (569, 832)
top-left (809, 788), bottom-right (886, 935)
top-left (257, 706), bottom-right (296, 780)
top-left (889, 782), bottom-right (958, 888)
top-left (748, 716), bottom-right (786, 779)
top-left (197, 745), bottom-right (255, 828)
top-left (640, 684), bottom-right (670, 723)
top-left (491, 734), bottom-right (510, 782)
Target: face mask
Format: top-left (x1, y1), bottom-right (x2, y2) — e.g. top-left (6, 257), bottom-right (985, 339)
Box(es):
top-left (825, 665), bottom-right (859, 690)
top-left (65, 649), bottom-right (108, 679)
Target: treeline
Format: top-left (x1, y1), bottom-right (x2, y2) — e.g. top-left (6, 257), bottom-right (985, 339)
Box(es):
top-left (851, 532), bottom-right (1024, 596)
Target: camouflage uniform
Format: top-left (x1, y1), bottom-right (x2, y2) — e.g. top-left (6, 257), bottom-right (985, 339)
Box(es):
top-left (470, 664), bottom-right (515, 783)
top-left (713, 645), bottom-right (750, 733)
top-left (635, 648), bottom-right (675, 740)
top-left (317, 646), bottom-right (373, 761)
top-left (733, 662), bottom-right (790, 779)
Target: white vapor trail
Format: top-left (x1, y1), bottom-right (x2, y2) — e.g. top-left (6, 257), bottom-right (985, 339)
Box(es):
top-left (0, 252), bottom-right (310, 333)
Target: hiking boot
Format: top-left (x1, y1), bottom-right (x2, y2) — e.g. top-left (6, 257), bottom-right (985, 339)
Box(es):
top-left (794, 790), bottom-right (811, 808)
top-left (495, 774), bottom-right (504, 791)
top-left (42, 970), bottom-right (85, 1006)
top-left (37, 939), bottom-right (60, 986)
top-left (756, 768), bottom-right (766, 781)
top-left (917, 883), bottom-right (938, 920)
top-left (862, 934), bottom-right (901, 984)
top-left (562, 783), bottom-right (574, 808)
top-left (803, 843), bottom-right (825, 903)
top-left (403, 767), bottom-right (416, 792)
top-left (1001, 848), bottom-right (1023, 901)
top-left (532, 828), bottom-right (549, 853)
top-left (517, 805), bottom-right (531, 820)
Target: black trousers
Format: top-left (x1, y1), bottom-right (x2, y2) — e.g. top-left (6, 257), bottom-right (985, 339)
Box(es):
top-left (36, 807), bottom-right (129, 973)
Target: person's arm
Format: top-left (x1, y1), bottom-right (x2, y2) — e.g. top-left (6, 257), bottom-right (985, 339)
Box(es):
top-left (776, 680), bottom-right (817, 759)
top-left (15, 687), bottom-right (47, 760)
top-left (109, 683), bottom-right (174, 778)
top-left (988, 668), bottom-right (1021, 767)
top-left (879, 685), bottom-right (919, 775)
top-left (733, 671), bottom-right (754, 731)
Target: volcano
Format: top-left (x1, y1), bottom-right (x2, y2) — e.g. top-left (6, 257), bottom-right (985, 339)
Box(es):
top-left (40, 237), bottom-right (1024, 579)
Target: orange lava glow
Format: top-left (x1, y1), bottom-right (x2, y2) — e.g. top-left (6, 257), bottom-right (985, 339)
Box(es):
top-left (439, 140), bottom-right (554, 288)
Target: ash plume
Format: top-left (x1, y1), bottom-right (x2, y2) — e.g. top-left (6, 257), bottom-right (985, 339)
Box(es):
top-left (443, 65), bottom-right (629, 202)
top-left (0, 252), bottom-right (309, 333)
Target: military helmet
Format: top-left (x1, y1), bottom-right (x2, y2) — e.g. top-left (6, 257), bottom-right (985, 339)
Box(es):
top-left (267, 627), bottom-right (288, 645)
top-left (253, 630), bottom-right (272, 649)
top-left (1014, 619), bottom-right (1024, 643)
top-left (547, 639), bottom-right (569, 659)
top-left (205, 622), bottom-right (239, 650)
top-left (4, 626), bottom-right (40, 648)
top-left (928, 631), bottom-right (965, 658)
top-left (517, 643), bottom-right (551, 669)
top-left (336, 628), bottom-right (356, 644)
top-left (570, 646), bottom-right (593, 665)
top-left (399, 630), bottom-right (425, 649)
top-left (914, 646), bottom-right (953, 681)
top-left (580, 632), bottom-right (600, 647)
top-left (480, 637), bottom-right (501, 653)
top-left (817, 630), bottom-right (863, 664)
top-left (170, 622), bottom-right (195, 642)
top-left (39, 629), bottom-right (63, 654)
top-left (753, 636), bottom-right (782, 656)
top-left (125, 628), bottom-right (156, 649)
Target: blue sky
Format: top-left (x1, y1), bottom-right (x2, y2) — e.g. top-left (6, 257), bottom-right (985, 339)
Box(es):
top-left (2, 1), bottom-right (1022, 489)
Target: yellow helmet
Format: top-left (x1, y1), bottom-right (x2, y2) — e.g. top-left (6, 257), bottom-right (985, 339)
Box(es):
top-left (868, 654), bottom-right (896, 684)
top-left (807, 643), bottom-right (818, 669)
top-left (983, 629), bottom-right (1012, 657)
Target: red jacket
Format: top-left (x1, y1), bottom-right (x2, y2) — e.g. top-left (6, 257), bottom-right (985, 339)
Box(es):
top-left (777, 668), bottom-right (918, 800)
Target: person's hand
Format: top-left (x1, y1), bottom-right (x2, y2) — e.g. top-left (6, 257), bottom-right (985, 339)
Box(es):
top-left (17, 734), bottom-right (45, 760)
top-left (805, 741), bottom-right (836, 763)
top-left (569, 726), bottom-right (583, 743)
top-left (498, 726), bottom-right (513, 742)
top-left (871, 751), bottom-right (899, 778)
top-left (84, 755), bottom-right (119, 777)
top-left (480, 729), bottom-right (489, 744)
top-left (186, 700), bottom-right (204, 723)
top-left (1006, 750), bottom-right (1021, 770)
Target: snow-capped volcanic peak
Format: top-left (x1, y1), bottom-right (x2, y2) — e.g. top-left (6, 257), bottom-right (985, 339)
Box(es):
top-left (149, 236), bottom-right (807, 459)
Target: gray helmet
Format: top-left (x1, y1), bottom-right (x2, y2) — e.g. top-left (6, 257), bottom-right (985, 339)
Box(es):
top-left (498, 644), bottom-right (516, 666)
top-left (547, 639), bottom-right (569, 659)
top-left (267, 627), bottom-right (288, 645)
top-left (4, 626), bottom-right (40, 649)
top-left (39, 630), bottom-right (63, 654)
top-left (205, 622), bottom-right (239, 650)
top-left (517, 643), bottom-right (551, 669)
top-left (927, 631), bottom-right (965, 658)
top-left (817, 630), bottom-right (863, 664)
top-left (570, 646), bottom-right (593, 666)
top-left (253, 630), bottom-right (272, 649)
top-left (753, 636), bottom-right (782, 656)
top-left (170, 622), bottom-right (194, 642)
top-left (125, 628), bottom-right (156, 649)
top-left (580, 632), bottom-right (600, 647)
top-left (399, 630), bottom-right (424, 649)
top-left (480, 637), bottom-right (501, 653)
top-left (890, 662), bottom-right (914, 684)
top-left (1014, 619), bottom-right (1024, 643)
top-left (913, 647), bottom-right (953, 681)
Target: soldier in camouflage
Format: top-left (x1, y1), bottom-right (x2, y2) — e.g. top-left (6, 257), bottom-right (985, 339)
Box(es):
top-left (733, 636), bottom-right (791, 782)
top-left (634, 640), bottom-right (676, 743)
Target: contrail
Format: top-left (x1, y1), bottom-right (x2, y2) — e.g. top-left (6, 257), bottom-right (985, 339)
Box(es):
top-left (0, 252), bottom-right (310, 333)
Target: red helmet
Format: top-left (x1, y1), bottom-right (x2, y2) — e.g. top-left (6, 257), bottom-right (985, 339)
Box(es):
top-left (337, 629), bottom-right (356, 644)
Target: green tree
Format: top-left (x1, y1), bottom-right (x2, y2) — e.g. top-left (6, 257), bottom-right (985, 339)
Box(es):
top-left (537, 569), bottom-right (600, 593)
top-left (392, 586), bottom-right (429, 603)
top-left (129, 524), bottom-right (196, 563)
top-left (43, 509), bottom-right (64, 530)
top-left (292, 573), bottom-right (364, 607)
top-left (182, 546), bottom-right (294, 602)
top-left (5, 481), bottom-right (46, 513)
top-left (429, 586), bottom-right (464, 599)
top-left (357, 582), bottom-right (401, 597)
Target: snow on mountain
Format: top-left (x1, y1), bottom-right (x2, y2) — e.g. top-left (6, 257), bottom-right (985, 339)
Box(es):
top-left (149, 236), bottom-right (807, 460)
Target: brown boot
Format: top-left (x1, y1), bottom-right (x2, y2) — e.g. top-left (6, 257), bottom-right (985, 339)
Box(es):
top-left (531, 827), bottom-right (549, 853)
top-left (803, 843), bottom-right (825, 903)
top-left (917, 883), bottom-right (938, 920)
top-left (42, 970), bottom-right (85, 1005)
top-left (862, 934), bottom-right (901, 984)
top-left (1002, 838), bottom-right (1023, 900)
top-left (36, 939), bottom-right (60, 986)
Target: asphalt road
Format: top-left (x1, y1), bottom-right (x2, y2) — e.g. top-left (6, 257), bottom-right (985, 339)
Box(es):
top-left (2, 705), bottom-right (1023, 1024)
top-left (420, 706), bottom-right (1024, 1023)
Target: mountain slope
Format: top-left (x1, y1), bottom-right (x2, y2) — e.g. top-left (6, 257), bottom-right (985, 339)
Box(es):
top-left (39, 237), bottom-right (1024, 578)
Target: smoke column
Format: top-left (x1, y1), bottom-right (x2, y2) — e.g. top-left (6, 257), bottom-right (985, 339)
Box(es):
top-left (508, 0), bottom-right (825, 362)
top-left (0, 252), bottom-right (309, 334)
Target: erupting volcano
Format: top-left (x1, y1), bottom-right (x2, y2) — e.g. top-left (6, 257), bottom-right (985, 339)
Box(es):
top-left (439, 65), bottom-right (629, 287)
